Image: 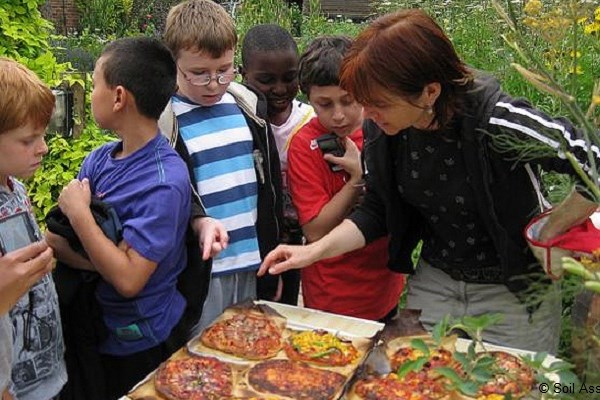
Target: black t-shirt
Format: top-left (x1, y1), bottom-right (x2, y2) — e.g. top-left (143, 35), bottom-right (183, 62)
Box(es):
top-left (394, 124), bottom-right (502, 282)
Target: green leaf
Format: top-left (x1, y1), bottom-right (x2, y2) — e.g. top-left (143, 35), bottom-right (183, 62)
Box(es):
top-left (434, 366), bottom-right (463, 383)
top-left (474, 355), bottom-right (496, 369)
top-left (470, 365), bottom-right (493, 383)
top-left (557, 370), bottom-right (580, 387)
top-left (432, 315), bottom-right (451, 344)
top-left (460, 314), bottom-right (504, 332)
top-left (410, 339), bottom-right (430, 357)
top-left (453, 351), bottom-right (469, 369)
top-left (395, 357), bottom-right (428, 379)
top-left (534, 351), bottom-right (549, 365)
top-left (546, 360), bottom-right (575, 372)
top-left (467, 341), bottom-right (477, 359)
top-left (457, 381), bottom-right (480, 397)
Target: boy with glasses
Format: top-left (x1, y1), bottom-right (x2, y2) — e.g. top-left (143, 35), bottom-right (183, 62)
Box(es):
top-left (161, 0), bottom-right (283, 335)
top-left (0, 58), bottom-right (66, 400)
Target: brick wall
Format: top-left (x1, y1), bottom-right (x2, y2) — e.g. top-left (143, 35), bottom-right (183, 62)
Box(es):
top-left (40, 0), bottom-right (80, 35)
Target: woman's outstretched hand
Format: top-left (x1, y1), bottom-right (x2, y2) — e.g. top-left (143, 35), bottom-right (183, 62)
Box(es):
top-left (257, 244), bottom-right (318, 276)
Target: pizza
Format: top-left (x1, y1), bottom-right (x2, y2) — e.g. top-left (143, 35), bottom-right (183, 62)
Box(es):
top-left (390, 345), bottom-right (462, 379)
top-left (154, 354), bottom-right (233, 400)
top-left (283, 329), bottom-right (359, 366)
top-left (247, 359), bottom-right (346, 400)
top-left (351, 371), bottom-right (450, 400)
top-left (200, 312), bottom-right (284, 359)
top-left (475, 351), bottom-right (535, 399)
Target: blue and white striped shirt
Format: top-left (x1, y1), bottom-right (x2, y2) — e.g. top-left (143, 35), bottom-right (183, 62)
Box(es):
top-left (173, 93), bottom-right (261, 275)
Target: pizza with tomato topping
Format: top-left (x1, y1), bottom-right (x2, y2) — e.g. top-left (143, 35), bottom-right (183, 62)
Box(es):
top-left (283, 329), bottom-right (359, 367)
top-left (474, 351), bottom-right (535, 399)
top-left (154, 354), bottom-right (233, 400)
top-left (390, 345), bottom-right (463, 379)
top-left (247, 359), bottom-right (347, 400)
top-left (198, 312), bottom-right (284, 360)
top-left (350, 370), bottom-right (451, 400)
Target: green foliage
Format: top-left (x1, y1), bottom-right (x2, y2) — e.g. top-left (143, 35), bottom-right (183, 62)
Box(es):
top-left (129, 0), bottom-right (181, 36)
top-left (51, 29), bottom-right (113, 72)
top-left (234, 0), bottom-right (363, 58)
top-left (27, 126), bottom-right (116, 226)
top-left (0, 0), bottom-right (69, 85)
top-left (235, 0), bottom-right (301, 42)
top-left (75, 0), bottom-right (132, 37)
top-left (297, 0), bottom-right (363, 50)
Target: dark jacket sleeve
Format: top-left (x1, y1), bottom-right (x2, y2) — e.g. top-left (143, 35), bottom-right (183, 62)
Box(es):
top-left (173, 132), bottom-right (209, 220)
top-left (487, 92), bottom-right (600, 198)
top-left (238, 84), bottom-right (284, 300)
top-left (348, 120), bottom-right (390, 243)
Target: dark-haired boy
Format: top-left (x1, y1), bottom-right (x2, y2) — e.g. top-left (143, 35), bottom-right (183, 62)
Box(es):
top-left (161, 0), bottom-right (283, 334)
top-left (240, 24), bottom-right (314, 305)
top-left (47, 37), bottom-right (191, 398)
top-left (287, 36), bottom-right (405, 320)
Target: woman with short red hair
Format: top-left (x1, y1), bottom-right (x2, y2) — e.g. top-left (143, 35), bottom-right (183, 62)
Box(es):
top-left (259, 9), bottom-right (599, 354)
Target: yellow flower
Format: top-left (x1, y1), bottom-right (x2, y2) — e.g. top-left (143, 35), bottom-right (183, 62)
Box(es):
top-left (524, 0), bottom-right (543, 16)
top-left (523, 16), bottom-right (540, 28)
top-left (584, 21), bottom-right (600, 35)
top-left (570, 50), bottom-right (581, 59)
top-left (593, 95), bottom-right (600, 106)
top-left (568, 65), bottom-right (583, 75)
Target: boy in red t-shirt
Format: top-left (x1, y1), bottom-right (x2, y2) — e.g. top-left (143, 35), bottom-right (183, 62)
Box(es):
top-left (287, 36), bottom-right (405, 321)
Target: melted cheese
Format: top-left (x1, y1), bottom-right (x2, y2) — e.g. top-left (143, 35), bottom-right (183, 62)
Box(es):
top-left (290, 330), bottom-right (353, 357)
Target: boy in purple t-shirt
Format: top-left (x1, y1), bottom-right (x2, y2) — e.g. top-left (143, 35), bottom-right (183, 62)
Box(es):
top-left (46, 37), bottom-right (191, 399)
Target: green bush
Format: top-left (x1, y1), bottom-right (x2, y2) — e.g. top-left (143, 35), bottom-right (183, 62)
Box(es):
top-left (75, 0), bottom-right (133, 37)
top-left (51, 29), bottom-right (112, 71)
top-left (0, 0), bottom-right (69, 85)
top-left (28, 125), bottom-right (116, 226)
top-left (129, 0), bottom-right (182, 36)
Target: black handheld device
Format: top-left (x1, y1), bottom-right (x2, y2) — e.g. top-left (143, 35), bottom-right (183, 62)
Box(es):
top-left (316, 133), bottom-right (345, 172)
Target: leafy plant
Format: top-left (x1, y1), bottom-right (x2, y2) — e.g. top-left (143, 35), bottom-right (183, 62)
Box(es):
top-left (51, 29), bottom-right (112, 72)
top-left (129, 0), bottom-right (181, 36)
top-left (490, 0), bottom-right (600, 379)
top-left (75, 0), bottom-right (132, 37)
top-left (396, 314), bottom-right (579, 397)
top-left (492, 0), bottom-right (599, 201)
top-left (0, 0), bottom-right (69, 85)
top-left (27, 125), bottom-right (116, 227)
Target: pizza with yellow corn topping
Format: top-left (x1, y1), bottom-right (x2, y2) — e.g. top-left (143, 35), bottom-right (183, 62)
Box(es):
top-left (283, 329), bottom-right (359, 367)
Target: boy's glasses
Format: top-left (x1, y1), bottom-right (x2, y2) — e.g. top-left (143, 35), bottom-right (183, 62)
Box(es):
top-left (178, 65), bottom-right (237, 86)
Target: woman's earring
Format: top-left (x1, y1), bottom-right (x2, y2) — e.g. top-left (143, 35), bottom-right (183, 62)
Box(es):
top-left (426, 105), bottom-right (433, 115)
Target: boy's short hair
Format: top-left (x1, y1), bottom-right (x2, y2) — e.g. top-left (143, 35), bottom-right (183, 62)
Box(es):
top-left (164, 0), bottom-right (237, 59)
top-left (298, 35), bottom-right (353, 97)
top-left (100, 37), bottom-right (177, 120)
top-left (0, 57), bottom-right (55, 134)
top-left (241, 24), bottom-right (297, 66)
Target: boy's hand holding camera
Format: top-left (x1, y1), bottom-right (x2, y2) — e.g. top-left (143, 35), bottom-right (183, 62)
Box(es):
top-left (0, 241), bottom-right (53, 315)
top-left (322, 137), bottom-right (363, 185)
